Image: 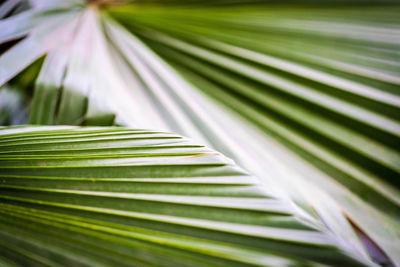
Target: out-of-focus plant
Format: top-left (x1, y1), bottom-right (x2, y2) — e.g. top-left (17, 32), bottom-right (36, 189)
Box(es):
top-left (0, 85), bottom-right (28, 125)
top-left (0, 0), bottom-right (399, 266)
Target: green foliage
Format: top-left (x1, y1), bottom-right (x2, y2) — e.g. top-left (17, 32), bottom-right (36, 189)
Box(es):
top-left (0, 126), bottom-right (370, 266)
top-left (0, 0), bottom-right (399, 265)
top-left (109, 4), bottom-right (400, 265)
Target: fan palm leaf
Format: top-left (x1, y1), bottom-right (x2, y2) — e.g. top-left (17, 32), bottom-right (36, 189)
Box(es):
top-left (0, 125), bottom-right (373, 266)
top-left (0, 0), bottom-right (399, 265)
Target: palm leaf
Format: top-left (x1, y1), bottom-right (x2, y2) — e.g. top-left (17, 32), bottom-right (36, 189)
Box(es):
top-left (0, 0), bottom-right (399, 265)
top-left (108, 4), bottom-right (400, 264)
top-left (0, 125), bottom-right (371, 266)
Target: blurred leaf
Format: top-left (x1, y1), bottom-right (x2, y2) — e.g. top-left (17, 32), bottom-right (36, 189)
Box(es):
top-left (0, 85), bottom-right (28, 125)
top-left (109, 5), bottom-right (400, 264)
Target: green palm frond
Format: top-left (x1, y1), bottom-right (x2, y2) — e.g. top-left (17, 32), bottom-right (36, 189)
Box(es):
top-left (0, 0), bottom-right (399, 265)
top-left (108, 4), bottom-right (400, 264)
top-left (0, 126), bottom-right (372, 266)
